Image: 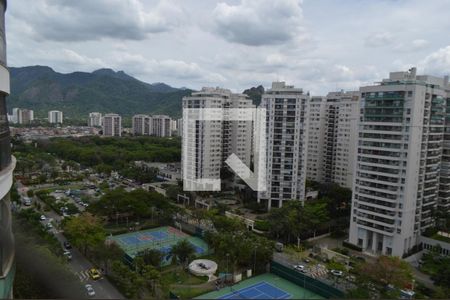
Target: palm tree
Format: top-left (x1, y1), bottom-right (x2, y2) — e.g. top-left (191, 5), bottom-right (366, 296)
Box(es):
top-left (170, 239), bottom-right (196, 266)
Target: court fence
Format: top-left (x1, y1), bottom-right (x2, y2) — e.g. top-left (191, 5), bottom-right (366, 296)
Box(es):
top-left (270, 261), bottom-right (345, 299)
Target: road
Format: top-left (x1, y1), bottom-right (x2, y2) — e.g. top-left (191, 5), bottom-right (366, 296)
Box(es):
top-left (16, 181), bottom-right (124, 299)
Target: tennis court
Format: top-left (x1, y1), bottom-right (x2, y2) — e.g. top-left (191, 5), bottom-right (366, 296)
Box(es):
top-left (108, 226), bottom-right (209, 265)
top-left (197, 273), bottom-right (323, 299)
top-left (222, 282), bottom-right (290, 299)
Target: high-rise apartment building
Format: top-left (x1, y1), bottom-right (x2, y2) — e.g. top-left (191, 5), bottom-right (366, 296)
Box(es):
top-left (102, 114), bottom-right (122, 137)
top-left (88, 112), bottom-right (102, 127)
top-left (440, 96), bottom-right (450, 211)
top-left (132, 114), bottom-right (151, 135)
top-left (170, 119), bottom-right (177, 134)
top-left (151, 115), bottom-right (172, 137)
top-left (324, 92), bottom-right (359, 188)
top-left (0, 1), bottom-right (16, 297)
top-left (48, 110), bottom-right (63, 124)
top-left (257, 82), bottom-right (309, 209)
top-left (349, 68), bottom-right (449, 256)
top-left (307, 96), bottom-right (327, 183)
top-left (306, 92), bottom-right (359, 188)
top-left (182, 87), bottom-right (254, 191)
top-left (176, 118), bottom-right (183, 137)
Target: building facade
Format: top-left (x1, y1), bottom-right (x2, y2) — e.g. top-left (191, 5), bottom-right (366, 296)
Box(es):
top-left (182, 87), bottom-right (254, 191)
top-left (11, 108), bottom-right (33, 125)
top-left (102, 114), bottom-right (122, 137)
top-left (0, 1), bottom-right (16, 297)
top-left (257, 82), bottom-right (309, 209)
top-left (48, 110), bottom-right (63, 124)
top-left (132, 114), bottom-right (151, 136)
top-left (349, 68), bottom-right (449, 256)
top-left (88, 112), bottom-right (102, 127)
top-left (306, 92), bottom-right (359, 188)
top-left (151, 115), bottom-right (172, 137)
top-left (176, 118), bottom-right (183, 137)
top-left (306, 96), bottom-right (327, 183)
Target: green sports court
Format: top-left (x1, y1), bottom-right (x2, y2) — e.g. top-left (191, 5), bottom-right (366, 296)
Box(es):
top-left (108, 226), bottom-right (209, 265)
top-left (196, 273), bottom-right (323, 299)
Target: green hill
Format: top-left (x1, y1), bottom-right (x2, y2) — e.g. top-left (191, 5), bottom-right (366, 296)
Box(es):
top-left (7, 66), bottom-right (192, 119)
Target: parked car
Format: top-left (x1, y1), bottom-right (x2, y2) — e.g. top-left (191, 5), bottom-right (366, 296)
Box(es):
top-left (63, 241), bottom-right (72, 250)
top-left (331, 269), bottom-right (343, 276)
top-left (40, 215), bottom-right (46, 221)
top-left (88, 268), bottom-right (101, 280)
top-left (46, 223), bottom-right (53, 229)
top-left (293, 264), bottom-right (306, 272)
top-left (303, 258), bottom-right (311, 263)
top-left (85, 284), bottom-right (95, 297)
top-left (63, 250), bottom-right (72, 260)
top-left (23, 198), bottom-right (32, 206)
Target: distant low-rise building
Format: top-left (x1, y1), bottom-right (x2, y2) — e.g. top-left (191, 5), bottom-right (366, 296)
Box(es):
top-left (11, 107), bottom-right (34, 124)
top-left (48, 110), bottom-right (63, 124)
top-left (132, 114), bottom-right (151, 135)
top-left (151, 115), bottom-right (172, 137)
top-left (88, 112), bottom-right (103, 127)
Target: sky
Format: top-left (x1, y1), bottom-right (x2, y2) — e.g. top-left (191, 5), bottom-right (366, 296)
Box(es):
top-left (6, 0), bottom-right (450, 94)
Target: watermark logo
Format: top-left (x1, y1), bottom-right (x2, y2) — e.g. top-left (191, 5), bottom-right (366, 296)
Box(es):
top-left (182, 107), bottom-right (266, 192)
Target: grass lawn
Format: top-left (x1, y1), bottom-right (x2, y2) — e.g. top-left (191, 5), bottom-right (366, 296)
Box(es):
top-left (162, 268), bottom-right (209, 285)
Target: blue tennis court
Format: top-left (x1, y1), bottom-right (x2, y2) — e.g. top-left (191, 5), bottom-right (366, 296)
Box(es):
top-left (221, 282), bottom-right (290, 299)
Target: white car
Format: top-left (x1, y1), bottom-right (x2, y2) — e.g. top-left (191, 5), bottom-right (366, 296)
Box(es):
top-left (63, 250), bottom-right (72, 260)
top-left (85, 284), bottom-right (95, 297)
top-left (293, 264), bottom-right (306, 272)
top-left (40, 215), bottom-right (46, 221)
top-left (46, 223), bottom-right (53, 229)
top-left (330, 269), bottom-right (343, 276)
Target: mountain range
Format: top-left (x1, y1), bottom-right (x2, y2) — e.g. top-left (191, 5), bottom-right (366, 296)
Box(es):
top-left (8, 66), bottom-right (192, 119)
top-left (8, 66), bottom-right (263, 120)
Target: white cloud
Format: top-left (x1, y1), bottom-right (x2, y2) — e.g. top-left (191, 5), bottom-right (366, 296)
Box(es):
top-left (364, 32), bottom-right (394, 47)
top-left (212, 0), bottom-right (307, 46)
top-left (9, 0), bottom-right (184, 42)
top-left (419, 45), bottom-right (450, 76)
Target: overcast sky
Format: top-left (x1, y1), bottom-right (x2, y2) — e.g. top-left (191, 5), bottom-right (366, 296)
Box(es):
top-left (6, 0), bottom-right (450, 94)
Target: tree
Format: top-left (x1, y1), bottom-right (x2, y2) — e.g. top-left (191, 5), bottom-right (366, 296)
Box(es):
top-left (170, 239), bottom-right (196, 266)
top-left (137, 249), bottom-right (164, 268)
top-left (92, 242), bottom-right (124, 274)
top-left (141, 265), bottom-right (161, 296)
top-left (357, 256), bottom-right (413, 288)
top-left (111, 260), bottom-right (144, 298)
top-left (63, 213), bottom-right (106, 255)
